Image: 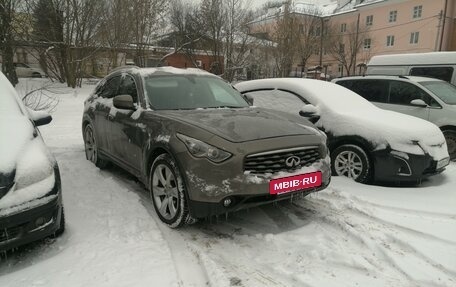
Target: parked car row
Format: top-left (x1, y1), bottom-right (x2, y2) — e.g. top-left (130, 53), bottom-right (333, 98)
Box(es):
top-left (0, 66), bottom-right (451, 251)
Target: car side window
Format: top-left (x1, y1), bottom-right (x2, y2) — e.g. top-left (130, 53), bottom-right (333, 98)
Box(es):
top-left (245, 89), bottom-right (306, 115)
top-left (119, 75), bottom-right (138, 103)
top-left (410, 67), bottom-right (454, 83)
top-left (388, 81), bottom-right (432, 106)
top-left (99, 76), bottom-right (121, 98)
top-left (339, 80), bottom-right (389, 103)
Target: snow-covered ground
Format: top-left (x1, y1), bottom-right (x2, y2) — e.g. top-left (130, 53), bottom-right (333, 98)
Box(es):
top-left (1, 79), bottom-right (455, 287)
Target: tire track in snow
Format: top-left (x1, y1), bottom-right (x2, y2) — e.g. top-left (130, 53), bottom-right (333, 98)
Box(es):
top-left (301, 191), bottom-right (455, 285)
top-left (106, 169), bottom-right (212, 287)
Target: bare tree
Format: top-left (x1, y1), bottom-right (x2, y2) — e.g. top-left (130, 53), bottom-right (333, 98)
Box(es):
top-left (270, 0), bottom-right (299, 77)
top-left (131, 0), bottom-right (167, 67)
top-left (326, 18), bottom-right (370, 76)
top-left (223, 0), bottom-right (257, 81)
top-left (295, 8), bottom-right (323, 73)
top-left (99, 0), bottom-right (135, 72)
top-left (163, 0), bottom-right (202, 66)
top-left (0, 0), bottom-right (19, 86)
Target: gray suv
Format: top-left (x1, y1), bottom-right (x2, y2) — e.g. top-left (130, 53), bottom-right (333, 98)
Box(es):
top-left (333, 75), bottom-right (456, 159)
top-left (82, 67), bottom-right (330, 227)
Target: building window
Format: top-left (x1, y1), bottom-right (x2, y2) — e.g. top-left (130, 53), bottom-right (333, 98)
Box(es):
top-left (386, 35), bottom-right (395, 47)
top-left (364, 38), bottom-right (371, 50)
top-left (196, 60), bottom-right (202, 67)
top-left (340, 23), bottom-right (347, 33)
top-left (339, 43), bottom-right (345, 53)
top-left (389, 10), bottom-right (397, 22)
top-left (366, 15), bottom-right (373, 26)
top-left (410, 32), bottom-right (419, 44)
top-left (413, 5), bottom-right (422, 18)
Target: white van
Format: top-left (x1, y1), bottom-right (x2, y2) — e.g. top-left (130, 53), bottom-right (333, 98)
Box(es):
top-left (367, 52), bottom-right (456, 85)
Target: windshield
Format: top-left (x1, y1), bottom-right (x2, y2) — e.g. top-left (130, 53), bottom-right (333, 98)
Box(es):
top-left (420, 81), bottom-right (456, 105)
top-left (0, 73), bottom-right (24, 116)
top-left (144, 75), bottom-right (249, 110)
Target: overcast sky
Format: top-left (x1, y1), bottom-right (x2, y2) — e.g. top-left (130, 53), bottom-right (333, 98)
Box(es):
top-left (190, 0), bottom-right (268, 10)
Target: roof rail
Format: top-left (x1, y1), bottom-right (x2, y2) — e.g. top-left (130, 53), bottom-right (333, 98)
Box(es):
top-left (109, 65), bottom-right (140, 73)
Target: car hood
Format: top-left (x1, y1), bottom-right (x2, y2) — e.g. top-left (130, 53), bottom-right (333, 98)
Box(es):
top-left (0, 115), bottom-right (34, 175)
top-left (159, 107), bottom-right (318, 143)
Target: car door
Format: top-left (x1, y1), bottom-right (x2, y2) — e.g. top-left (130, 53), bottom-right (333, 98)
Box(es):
top-left (108, 74), bottom-right (144, 173)
top-left (380, 80), bottom-right (432, 121)
top-left (94, 75), bottom-right (121, 155)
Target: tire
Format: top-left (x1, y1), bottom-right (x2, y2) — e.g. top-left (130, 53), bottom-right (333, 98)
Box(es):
top-left (149, 153), bottom-right (194, 228)
top-left (51, 207), bottom-right (65, 238)
top-left (83, 124), bottom-right (109, 168)
top-left (331, 144), bottom-right (372, 183)
top-left (442, 130), bottom-right (456, 161)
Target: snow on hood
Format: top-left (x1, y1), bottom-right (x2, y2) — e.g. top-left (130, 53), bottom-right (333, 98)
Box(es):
top-left (235, 78), bottom-right (448, 159)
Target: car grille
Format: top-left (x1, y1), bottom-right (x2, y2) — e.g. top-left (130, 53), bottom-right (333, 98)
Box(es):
top-left (244, 147), bottom-right (321, 174)
top-left (0, 223), bottom-right (25, 243)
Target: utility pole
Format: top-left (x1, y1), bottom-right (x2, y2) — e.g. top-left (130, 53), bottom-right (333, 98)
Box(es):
top-left (435, 10), bottom-right (443, 51)
top-left (353, 13), bottom-right (360, 76)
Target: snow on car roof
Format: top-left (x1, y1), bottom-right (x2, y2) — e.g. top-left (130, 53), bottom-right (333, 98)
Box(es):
top-left (368, 52), bottom-right (456, 66)
top-left (235, 78), bottom-right (447, 159)
top-left (137, 66), bottom-right (215, 77)
top-left (235, 78), bottom-right (374, 111)
top-left (334, 75), bottom-right (442, 83)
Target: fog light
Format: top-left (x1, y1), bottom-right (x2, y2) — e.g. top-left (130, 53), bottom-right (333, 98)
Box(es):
top-left (35, 217), bottom-right (46, 227)
top-left (223, 198), bottom-right (232, 207)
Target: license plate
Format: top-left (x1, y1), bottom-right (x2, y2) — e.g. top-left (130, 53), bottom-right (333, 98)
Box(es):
top-left (437, 157), bottom-right (450, 169)
top-left (269, 171), bottom-right (322, 195)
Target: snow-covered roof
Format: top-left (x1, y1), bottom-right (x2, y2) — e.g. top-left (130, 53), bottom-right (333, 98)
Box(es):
top-left (250, 0), bottom-right (388, 22)
top-left (235, 78), bottom-right (448, 160)
top-left (368, 52), bottom-right (456, 66)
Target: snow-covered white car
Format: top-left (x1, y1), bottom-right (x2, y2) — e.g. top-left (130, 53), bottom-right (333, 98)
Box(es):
top-left (235, 78), bottom-right (450, 184)
top-left (0, 73), bottom-right (64, 251)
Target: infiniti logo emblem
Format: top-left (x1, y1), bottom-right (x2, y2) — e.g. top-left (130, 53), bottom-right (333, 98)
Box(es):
top-left (285, 156), bottom-right (301, 168)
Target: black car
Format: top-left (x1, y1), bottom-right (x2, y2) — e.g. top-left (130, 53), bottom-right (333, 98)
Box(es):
top-left (82, 67), bottom-right (330, 227)
top-left (0, 73), bottom-right (64, 251)
top-left (235, 78), bottom-right (450, 184)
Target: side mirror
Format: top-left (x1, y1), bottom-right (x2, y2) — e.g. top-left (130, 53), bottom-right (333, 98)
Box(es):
top-left (243, 94), bottom-right (254, 106)
top-left (27, 108), bottom-right (52, 126)
top-left (410, 99), bottom-right (428, 107)
top-left (299, 104), bottom-right (320, 124)
top-left (113, 94), bottom-right (135, 110)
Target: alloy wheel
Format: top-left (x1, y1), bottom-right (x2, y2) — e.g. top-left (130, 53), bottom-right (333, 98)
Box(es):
top-left (334, 150), bottom-right (364, 180)
top-left (152, 164), bottom-right (179, 220)
top-left (84, 125), bottom-right (97, 163)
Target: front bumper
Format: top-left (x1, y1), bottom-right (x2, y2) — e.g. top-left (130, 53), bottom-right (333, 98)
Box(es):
top-left (373, 149), bottom-right (449, 183)
top-left (180, 153), bottom-right (331, 218)
top-left (0, 172), bottom-right (63, 252)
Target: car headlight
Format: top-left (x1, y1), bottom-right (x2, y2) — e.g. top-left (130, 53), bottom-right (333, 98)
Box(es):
top-left (14, 138), bottom-right (55, 190)
top-left (177, 133), bottom-right (232, 163)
